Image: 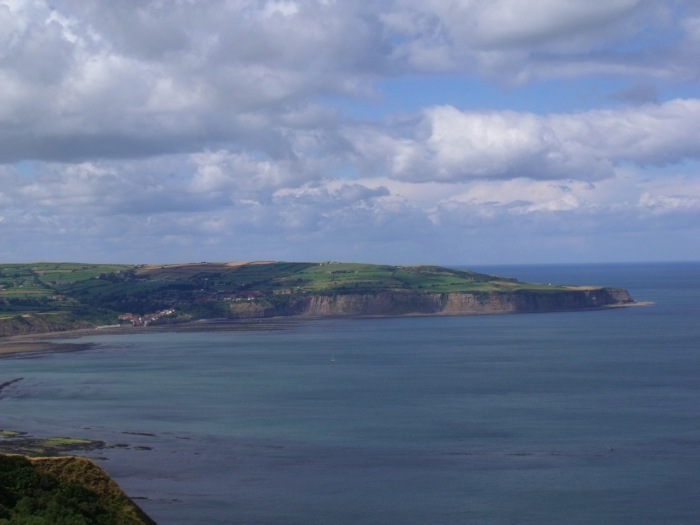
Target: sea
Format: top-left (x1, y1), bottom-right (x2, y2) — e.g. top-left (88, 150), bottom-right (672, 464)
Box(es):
top-left (1, 262), bottom-right (699, 524)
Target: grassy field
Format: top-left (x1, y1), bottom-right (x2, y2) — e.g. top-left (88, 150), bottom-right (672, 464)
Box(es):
top-left (134, 261), bottom-right (559, 294)
top-left (0, 263), bottom-right (132, 298)
top-left (1, 260), bottom-right (568, 306)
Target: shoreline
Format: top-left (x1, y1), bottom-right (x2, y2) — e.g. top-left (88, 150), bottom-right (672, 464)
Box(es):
top-left (0, 325), bottom-right (140, 357)
top-left (0, 318), bottom-right (300, 357)
top-left (0, 339), bottom-right (99, 357)
top-left (0, 301), bottom-right (651, 358)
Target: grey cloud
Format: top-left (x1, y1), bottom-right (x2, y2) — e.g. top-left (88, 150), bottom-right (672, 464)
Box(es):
top-left (608, 84), bottom-right (659, 105)
top-left (386, 1), bottom-right (697, 83)
top-left (2, 18), bottom-right (74, 83)
top-left (333, 184), bottom-right (390, 203)
top-left (0, 132), bottom-right (201, 164)
top-left (0, 1), bottom-right (373, 163)
top-left (468, 0), bottom-right (646, 49)
top-left (56, 1), bottom-right (193, 60)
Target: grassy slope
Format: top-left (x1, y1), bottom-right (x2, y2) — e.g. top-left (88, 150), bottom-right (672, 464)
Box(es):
top-left (0, 454), bottom-right (155, 524)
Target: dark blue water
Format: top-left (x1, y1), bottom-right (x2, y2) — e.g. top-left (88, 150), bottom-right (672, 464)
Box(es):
top-left (1, 263), bottom-right (699, 524)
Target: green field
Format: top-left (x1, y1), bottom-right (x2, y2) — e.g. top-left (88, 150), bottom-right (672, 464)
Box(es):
top-left (1, 260), bottom-right (565, 306)
top-left (0, 263), bottom-right (132, 297)
top-left (133, 261), bottom-right (555, 294)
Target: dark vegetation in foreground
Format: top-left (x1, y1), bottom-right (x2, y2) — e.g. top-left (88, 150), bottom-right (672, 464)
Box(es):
top-left (0, 261), bottom-right (634, 336)
top-left (0, 454), bottom-right (155, 525)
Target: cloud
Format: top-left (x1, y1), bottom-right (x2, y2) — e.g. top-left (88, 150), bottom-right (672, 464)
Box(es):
top-left (2, 0), bottom-right (699, 164)
top-left (382, 0), bottom-right (693, 82)
top-left (348, 99), bottom-right (700, 182)
top-left (1, 0), bottom-right (699, 264)
top-left (189, 150), bottom-right (319, 197)
top-left (391, 0), bottom-right (646, 51)
top-left (2, 159), bottom-right (698, 264)
top-left (0, 0), bottom-right (379, 163)
top-left (639, 192), bottom-right (700, 216)
top-left (608, 84), bottom-right (659, 105)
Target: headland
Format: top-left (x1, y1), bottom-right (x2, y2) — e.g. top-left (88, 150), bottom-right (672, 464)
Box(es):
top-left (0, 261), bottom-right (640, 354)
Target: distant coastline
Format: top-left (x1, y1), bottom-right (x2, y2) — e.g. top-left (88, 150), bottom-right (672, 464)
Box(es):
top-left (0, 301), bottom-right (649, 358)
top-left (1, 260), bottom-right (640, 346)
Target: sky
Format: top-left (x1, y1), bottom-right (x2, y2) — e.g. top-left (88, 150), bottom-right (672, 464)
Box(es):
top-left (1, 0), bottom-right (699, 266)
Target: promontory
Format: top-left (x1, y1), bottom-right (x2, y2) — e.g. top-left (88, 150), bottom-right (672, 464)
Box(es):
top-left (0, 261), bottom-right (636, 337)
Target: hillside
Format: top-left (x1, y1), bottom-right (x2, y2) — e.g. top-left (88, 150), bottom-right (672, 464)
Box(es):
top-left (0, 454), bottom-right (155, 524)
top-left (0, 261), bottom-right (636, 336)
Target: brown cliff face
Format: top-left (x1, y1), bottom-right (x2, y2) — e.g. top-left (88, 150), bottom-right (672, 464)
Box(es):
top-left (226, 288), bottom-right (635, 318)
top-left (440, 288), bottom-right (633, 314)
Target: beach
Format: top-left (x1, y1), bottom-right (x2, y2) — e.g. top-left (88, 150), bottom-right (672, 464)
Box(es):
top-left (0, 318), bottom-right (301, 357)
top-left (0, 337), bottom-right (97, 356)
top-left (0, 328), bottom-right (125, 356)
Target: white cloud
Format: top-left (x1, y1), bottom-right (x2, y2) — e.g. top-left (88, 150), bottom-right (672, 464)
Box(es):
top-left (349, 99), bottom-right (700, 182)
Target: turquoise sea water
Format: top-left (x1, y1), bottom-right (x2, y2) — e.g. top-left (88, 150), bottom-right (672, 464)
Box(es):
top-left (1, 262), bottom-right (699, 524)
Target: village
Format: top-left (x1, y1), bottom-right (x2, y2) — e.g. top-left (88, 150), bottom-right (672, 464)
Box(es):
top-left (117, 309), bottom-right (176, 327)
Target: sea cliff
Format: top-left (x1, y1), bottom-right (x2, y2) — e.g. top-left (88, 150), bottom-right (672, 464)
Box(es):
top-left (226, 287), bottom-right (635, 318)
